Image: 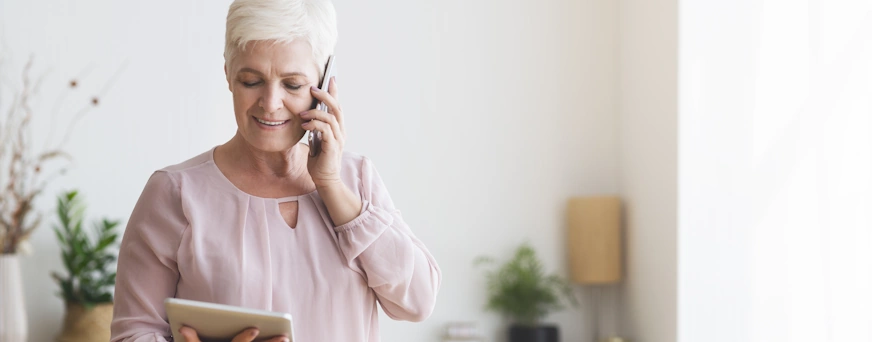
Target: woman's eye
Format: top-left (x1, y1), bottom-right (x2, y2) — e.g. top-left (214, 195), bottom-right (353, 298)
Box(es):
top-left (241, 81), bottom-right (262, 87)
top-left (284, 83), bottom-right (302, 90)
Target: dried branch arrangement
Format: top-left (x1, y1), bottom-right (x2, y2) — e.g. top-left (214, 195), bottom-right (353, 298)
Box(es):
top-left (0, 55), bottom-right (123, 254)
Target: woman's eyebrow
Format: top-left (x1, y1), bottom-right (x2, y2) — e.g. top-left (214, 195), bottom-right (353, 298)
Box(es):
top-left (280, 71), bottom-right (307, 78)
top-left (237, 67), bottom-right (307, 78)
top-left (237, 67), bottom-right (263, 75)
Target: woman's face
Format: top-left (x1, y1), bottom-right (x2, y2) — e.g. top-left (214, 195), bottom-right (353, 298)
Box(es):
top-left (225, 40), bottom-right (320, 152)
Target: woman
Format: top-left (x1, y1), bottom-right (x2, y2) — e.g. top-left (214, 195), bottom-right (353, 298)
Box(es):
top-left (109, 0), bottom-right (441, 341)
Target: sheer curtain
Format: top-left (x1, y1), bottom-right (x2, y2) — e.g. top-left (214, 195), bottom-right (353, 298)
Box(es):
top-left (750, 0), bottom-right (872, 340)
top-left (679, 0), bottom-right (872, 341)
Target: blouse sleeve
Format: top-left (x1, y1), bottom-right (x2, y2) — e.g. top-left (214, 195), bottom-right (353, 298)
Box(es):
top-left (334, 157), bottom-right (442, 322)
top-left (111, 171), bottom-right (187, 342)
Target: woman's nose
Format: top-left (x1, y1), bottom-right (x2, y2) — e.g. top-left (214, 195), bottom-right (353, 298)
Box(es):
top-left (259, 85), bottom-right (284, 114)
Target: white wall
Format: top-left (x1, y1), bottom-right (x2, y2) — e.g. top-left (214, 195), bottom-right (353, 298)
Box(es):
top-left (0, 0), bottom-right (619, 341)
top-left (677, 1), bottom-right (758, 340)
top-left (616, 0), bottom-right (678, 341)
top-left (412, 0), bottom-right (620, 340)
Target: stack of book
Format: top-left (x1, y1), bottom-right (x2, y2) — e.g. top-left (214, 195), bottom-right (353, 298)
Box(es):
top-left (443, 321), bottom-right (484, 342)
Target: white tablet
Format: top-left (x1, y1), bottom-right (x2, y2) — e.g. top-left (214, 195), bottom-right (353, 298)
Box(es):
top-left (164, 298), bottom-right (294, 342)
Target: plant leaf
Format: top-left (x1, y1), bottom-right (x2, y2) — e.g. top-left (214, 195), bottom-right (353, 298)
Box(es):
top-left (476, 242), bottom-right (577, 326)
top-left (52, 190), bottom-right (121, 304)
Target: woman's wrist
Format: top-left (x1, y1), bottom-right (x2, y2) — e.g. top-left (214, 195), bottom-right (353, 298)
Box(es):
top-left (316, 180), bottom-right (363, 226)
top-left (312, 178), bottom-right (340, 189)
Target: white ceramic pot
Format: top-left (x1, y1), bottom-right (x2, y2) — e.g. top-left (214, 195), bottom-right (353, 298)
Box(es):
top-left (0, 254), bottom-right (28, 342)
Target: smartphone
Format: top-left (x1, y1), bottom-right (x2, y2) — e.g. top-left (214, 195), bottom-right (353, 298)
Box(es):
top-left (308, 55), bottom-right (336, 157)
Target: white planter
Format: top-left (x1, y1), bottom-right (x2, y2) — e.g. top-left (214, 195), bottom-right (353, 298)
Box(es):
top-left (0, 254), bottom-right (28, 342)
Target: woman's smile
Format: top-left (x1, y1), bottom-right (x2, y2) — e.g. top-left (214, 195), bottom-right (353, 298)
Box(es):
top-left (253, 116), bottom-right (291, 129)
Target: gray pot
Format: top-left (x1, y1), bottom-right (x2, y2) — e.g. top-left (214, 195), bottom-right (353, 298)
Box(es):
top-left (508, 324), bottom-right (559, 342)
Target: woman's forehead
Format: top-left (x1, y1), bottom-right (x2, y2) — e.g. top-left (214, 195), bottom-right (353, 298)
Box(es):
top-left (233, 40), bottom-right (317, 76)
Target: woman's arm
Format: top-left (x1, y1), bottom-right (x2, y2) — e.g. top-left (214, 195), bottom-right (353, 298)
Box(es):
top-left (323, 157), bottom-right (441, 322)
top-left (316, 177), bottom-right (362, 227)
top-left (111, 171), bottom-right (187, 342)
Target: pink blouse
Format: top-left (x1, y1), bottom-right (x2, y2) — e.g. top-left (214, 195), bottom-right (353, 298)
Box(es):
top-left (110, 147), bottom-right (441, 342)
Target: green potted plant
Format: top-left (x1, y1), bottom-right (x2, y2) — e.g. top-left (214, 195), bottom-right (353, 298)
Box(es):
top-left (476, 242), bottom-right (578, 342)
top-left (50, 190), bottom-right (121, 342)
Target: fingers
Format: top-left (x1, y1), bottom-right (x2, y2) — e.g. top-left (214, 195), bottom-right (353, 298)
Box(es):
top-left (327, 75), bottom-right (339, 102)
top-left (231, 328), bottom-right (260, 342)
top-left (301, 118), bottom-right (341, 150)
top-left (265, 336), bottom-right (290, 342)
top-left (300, 109), bottom-right (344, 143)
top-left (179, 326), bottom-right (202, 342)
top-left (310, 79), bottom-right (344, 131)
top-left (179, 326), bottom-right (264, 342)
top-left (328, 77), bottom-right (345, 132)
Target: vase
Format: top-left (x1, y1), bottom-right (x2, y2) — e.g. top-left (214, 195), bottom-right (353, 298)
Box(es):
top-left (508, 324), bottom-right (559, 342)
top-left (56, 302), bottom-right (114, 342)
top-left (0, 254), bottom-right (28, 342)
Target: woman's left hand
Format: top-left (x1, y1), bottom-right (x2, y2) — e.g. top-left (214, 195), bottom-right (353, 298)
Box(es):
top-left (301, 76), bottom-right (345, 188)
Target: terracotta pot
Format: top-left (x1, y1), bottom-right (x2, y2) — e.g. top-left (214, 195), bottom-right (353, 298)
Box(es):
top-left (56, 302), bottom-right (113, 342)
top-left (0, 254), bottom-right (28, 342)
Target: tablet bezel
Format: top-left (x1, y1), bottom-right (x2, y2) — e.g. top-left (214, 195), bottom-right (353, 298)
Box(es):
top-left (164, 298), bottom-right (294, 342)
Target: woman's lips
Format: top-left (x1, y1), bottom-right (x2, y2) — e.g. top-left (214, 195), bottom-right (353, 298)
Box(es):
top-left (253, 116), bottom-right (290, 128)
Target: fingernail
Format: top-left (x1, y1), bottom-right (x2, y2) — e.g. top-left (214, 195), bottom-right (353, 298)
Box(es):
top-left (299, 111), bottom-right (309, 117)
top-left (311, 86), bottom-right (319, 92)
top-left (250, 329), bottom-right (259, 336)
top-left (331, 76), bottom-right (336, 84)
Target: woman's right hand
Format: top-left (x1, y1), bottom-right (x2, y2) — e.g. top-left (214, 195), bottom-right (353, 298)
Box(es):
top-left (179, 326), bottom-right (289, 342)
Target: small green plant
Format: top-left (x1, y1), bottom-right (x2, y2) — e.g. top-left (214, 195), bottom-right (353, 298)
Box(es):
top-left (475, 242), bottom-right (578, 327)
top-left (51, 190), bottom-right (121, 309)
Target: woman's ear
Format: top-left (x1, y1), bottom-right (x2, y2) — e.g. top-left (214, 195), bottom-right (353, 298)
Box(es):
top-left (224, 64), bottom-right (231, 92)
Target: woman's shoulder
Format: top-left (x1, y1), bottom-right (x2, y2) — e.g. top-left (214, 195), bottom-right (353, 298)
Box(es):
top-left (156, 148), bottom-right (215, 174)
top-left (340, 150), bottom-right (382, 178)
top-left (339, 150), bottom-right (372, 191)
top-left (340, 150), bottom-right (368, 170)
top-left (138, 148), bottom-right (219, 197)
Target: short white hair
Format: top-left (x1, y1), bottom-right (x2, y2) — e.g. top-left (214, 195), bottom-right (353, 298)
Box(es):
top-left (224, 0), bottom-right (337, 77)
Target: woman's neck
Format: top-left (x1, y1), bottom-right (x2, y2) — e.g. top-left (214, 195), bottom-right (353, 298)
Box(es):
top-left (221, 133), bottom-right (310, 182)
